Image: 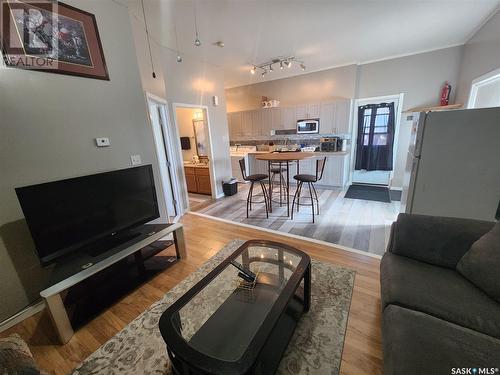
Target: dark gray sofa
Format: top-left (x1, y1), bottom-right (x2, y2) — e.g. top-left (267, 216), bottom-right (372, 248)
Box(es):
top-left (381, 213), bottom-right (500, 375)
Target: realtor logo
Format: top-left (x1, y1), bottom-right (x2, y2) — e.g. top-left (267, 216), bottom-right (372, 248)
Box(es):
top-left (1, 0), bottom-right (60, 69)
top-left (451, 368), bottom-right (499, 375)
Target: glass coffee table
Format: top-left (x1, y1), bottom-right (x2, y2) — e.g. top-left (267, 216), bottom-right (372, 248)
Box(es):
top-left (159, 240), bottom-right (311, 374)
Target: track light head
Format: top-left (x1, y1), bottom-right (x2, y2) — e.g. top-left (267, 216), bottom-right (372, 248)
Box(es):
top-left (269, 64), bottom-right (273, 72)
top-left (261, 70), bottom-right (267, 77)
top-left (194, 38), bottom-right (201, 47)
top-left (286, 61), bottom-right (292, 68)
top-left (250, 66), bottom-right (256, 75)
top-left (280, 61), bottom-right (284, 70)
top-left (177, 55), bottom-right (183, 63)
top-left (300, 63), bottom-right (306, 71)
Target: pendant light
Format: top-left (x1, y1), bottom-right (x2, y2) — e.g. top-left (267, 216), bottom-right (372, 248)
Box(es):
top-left (174, 17), bottom-right (182, 63)
top-left (140, 0), bottom-right (156, 78)
top-left (193, 1), bottom-right (201, 46)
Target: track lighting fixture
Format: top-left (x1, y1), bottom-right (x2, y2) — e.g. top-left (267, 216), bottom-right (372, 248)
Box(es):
top-left (177, 55), bottom-right (183, 63)
top-left (249, 56), bottom-right (305, 76)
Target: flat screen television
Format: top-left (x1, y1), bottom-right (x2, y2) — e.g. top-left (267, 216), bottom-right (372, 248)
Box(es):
top-left (15, 165), bottom-right (160, 265)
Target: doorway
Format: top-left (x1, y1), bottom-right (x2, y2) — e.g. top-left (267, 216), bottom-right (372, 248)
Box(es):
top-left (173, 104), bottom-right (216, 209)
top-left (351, 94), bottom-right (403, 186)
top-left (146, 94), bottom-right (180, 222)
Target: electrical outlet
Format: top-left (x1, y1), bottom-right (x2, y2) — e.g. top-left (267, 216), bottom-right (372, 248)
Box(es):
top-left (130, 154), bottom-right (142, 165)
top-left (95, 137), bottom-right (110, 147)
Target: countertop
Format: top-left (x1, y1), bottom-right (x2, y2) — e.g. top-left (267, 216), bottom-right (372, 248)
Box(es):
top-left (245, 151), bottom-right (349, 157)
top-left (183, 162), bottom-right (209, 168)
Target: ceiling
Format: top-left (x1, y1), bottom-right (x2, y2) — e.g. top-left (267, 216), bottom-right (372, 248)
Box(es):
top-left (127, 0), bottom-right (500, 89)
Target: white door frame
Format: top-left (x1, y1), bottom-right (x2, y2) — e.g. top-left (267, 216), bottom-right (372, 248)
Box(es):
top-left (349, 93), bottom-right (404, 187)
top-left (172, 102), bottom-right (218, 205)
top-left (467, 67), bottom-right (500, 109)
top-left (146, 92), bottom-right (183, 222)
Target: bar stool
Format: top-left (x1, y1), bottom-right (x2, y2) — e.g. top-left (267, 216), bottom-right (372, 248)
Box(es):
top-left (239, 158), bottom-right (269, 218)
top-left (269, 162), bottom-right (287, 206)
top-left (291, 157), bottom-right (326, 223)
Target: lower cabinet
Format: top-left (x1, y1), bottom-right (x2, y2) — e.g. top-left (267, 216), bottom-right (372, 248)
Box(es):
top-left (185, 167), bottom-right (212, 195)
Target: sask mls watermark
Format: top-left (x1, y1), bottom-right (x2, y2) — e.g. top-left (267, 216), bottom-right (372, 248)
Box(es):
top-left (1, 0), bottom-right (60, 69)
top-left (451, 368), bottom-right (499, 375)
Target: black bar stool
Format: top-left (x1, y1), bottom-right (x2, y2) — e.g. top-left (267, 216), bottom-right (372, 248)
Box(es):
top-left (291, 157), bottom-right (326, 223)
top-left (269, 162), bottom-right (287, 206)
top-left (239, 158), bottom-right (269, 218)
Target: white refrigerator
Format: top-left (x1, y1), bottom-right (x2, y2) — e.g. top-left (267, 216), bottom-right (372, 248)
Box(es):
top-left (401, 107), bottom-right (500, 221)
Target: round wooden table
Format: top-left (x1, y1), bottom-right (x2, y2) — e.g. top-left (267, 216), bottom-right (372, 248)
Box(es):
top-left (256, 152), bottom-right (316, 217)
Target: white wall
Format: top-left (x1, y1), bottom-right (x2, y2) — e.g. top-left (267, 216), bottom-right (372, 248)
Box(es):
top-left (456, 10), bottom-right (500, 104)
top-left (226, 64), bottom-right (357, 112)
top-left (0, 0), bottom-right (166, 322)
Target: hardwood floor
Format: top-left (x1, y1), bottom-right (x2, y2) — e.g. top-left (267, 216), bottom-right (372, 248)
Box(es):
top-left (1, 214), bottom-right (382, 375)
top-left (192, 182), bottom-right (400, 255)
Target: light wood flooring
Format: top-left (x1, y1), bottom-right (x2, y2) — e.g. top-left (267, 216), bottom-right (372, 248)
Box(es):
top-left (0, 214), bottom-right (382, 375)
top-left (192, 183), bottom-right (400, 256)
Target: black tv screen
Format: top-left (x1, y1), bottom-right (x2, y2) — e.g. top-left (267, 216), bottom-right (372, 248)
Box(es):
top-left (15, 165), bottom-right (160, 265)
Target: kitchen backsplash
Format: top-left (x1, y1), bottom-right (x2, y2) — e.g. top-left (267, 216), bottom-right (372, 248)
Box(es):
top-left (230, 136), bottom-right (351, 147)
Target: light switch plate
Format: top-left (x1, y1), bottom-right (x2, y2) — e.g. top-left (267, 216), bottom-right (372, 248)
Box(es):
top-left (95, 137), bottom-right (110, 147)
top-left (130, 154), bottom-right (142, 165)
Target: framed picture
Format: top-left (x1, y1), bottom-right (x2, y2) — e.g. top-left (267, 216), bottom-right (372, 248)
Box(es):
top-left (1, 0), bottom-right (109, 80)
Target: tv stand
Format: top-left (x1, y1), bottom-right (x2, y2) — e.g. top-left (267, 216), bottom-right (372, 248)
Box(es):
top-left (85, 230), bottom-right (141, 257)
top-left (40, 222), bottom-right (186, 344)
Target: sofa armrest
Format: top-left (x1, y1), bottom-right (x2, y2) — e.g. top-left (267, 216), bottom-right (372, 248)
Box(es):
top-left (388, 213), bottom-right (494, 268)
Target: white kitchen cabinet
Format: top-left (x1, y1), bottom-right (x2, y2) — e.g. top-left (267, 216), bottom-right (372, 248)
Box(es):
top-left (334, 99), bottom-right (352, 134)
top-left (282, 107), bottom-right (296, 130)
top-left (260, 109), bottom-right (272, 136)
top-left (251, 110), bottom-right (262, 136)
top-left (318, 155), bottom-right (349, 187)
top-left (319, 102), bottom-right (335, 134)
top-left (227, 112), bottom-right (242, 138)
top-left (296, 103), bottom-right (320, 120)
top-left (241, 111), bottom-right (253, 136)
top-left (271, 108), bottom-right (282, 131)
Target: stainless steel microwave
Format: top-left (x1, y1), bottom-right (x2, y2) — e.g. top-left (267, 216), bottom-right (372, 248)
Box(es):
top-left (297, 119), bottom-right (319, 134)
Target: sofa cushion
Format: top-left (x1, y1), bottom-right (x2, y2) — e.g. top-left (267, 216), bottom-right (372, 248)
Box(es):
top-left (382, 305), bottom-right (500, 375)
top-left (457, 221), bottom-right (500, 303)
top-left (381, 252), bottom-right (500, 339)
top-left (0, 334), bottom-right (41, 375)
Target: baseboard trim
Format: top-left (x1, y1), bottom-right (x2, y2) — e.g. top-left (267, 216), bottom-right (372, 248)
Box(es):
top-left (0, 300), bottom-right (45, 333)
top-left (187, 211), bottom-right (383, 260)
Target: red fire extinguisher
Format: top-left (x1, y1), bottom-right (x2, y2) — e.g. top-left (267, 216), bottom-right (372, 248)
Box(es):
top-left (440, 81), bottom-right (451, 106)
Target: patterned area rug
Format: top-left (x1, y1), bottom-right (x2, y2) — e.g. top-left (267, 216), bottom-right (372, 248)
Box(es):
top-left (72, 240), bottom-right (355, 375)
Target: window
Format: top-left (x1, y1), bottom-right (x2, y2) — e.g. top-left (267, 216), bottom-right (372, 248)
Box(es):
top-left (362, 106), bottom-right (389, 146)
top-left (468, 68), bottom-right (500, 109)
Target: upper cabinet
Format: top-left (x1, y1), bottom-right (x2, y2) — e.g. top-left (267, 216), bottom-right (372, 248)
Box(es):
top-left (334, 99), bottom-right (352, 134)
top-left (319, 101), bottom-right (335, 134)
top-left (227, 99), bottom-right (352, 138)
top-left (296, 103), bottom-right (320, 120)
top-left (241, 111), bottom-right (253, 136)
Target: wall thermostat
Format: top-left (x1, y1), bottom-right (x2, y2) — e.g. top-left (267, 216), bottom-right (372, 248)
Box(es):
top-left (96, 137), bottom-right (110, 147)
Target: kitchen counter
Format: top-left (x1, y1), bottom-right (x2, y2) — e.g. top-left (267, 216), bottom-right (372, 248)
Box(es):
top-left (245, 151), bottom-right (349, 156)
top-left (183, 162), bottom-right (209, 168)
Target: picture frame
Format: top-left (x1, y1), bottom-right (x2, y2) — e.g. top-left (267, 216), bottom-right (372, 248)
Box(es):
top-left (1, 0), bottom-right (109, 80)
